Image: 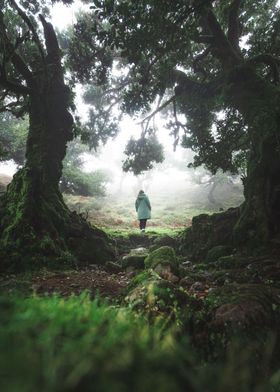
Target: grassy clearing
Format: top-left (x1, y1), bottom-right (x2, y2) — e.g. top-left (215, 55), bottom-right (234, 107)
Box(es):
top-left (64, 194), bottom-right (218, 231)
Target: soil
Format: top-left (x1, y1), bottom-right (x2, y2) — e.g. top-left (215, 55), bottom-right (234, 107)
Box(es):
top-left (32, 267), bottom-right (132, 299)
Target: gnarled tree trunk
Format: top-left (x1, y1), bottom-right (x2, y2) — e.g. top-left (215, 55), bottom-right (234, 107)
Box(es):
top-left (226, 66), bottom-right (280, 245)
top-left (0, 17), bottom-right (114, 270)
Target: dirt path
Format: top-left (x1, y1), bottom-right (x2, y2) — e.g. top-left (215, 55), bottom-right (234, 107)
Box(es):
top-left (32, 267), bottom-right (132, 299)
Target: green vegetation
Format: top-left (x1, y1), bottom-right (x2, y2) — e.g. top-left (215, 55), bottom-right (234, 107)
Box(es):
top-left (144, 246), bottom-right (178, 271)
top-left (1, 293), bottom-right (280, 392)
top-left (1, 1), bottom-right (280, 390)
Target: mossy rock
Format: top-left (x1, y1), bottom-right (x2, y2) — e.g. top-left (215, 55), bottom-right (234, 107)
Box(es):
top-left (206, 245), bottom-right (233, 263)
top-left (129, 247), bottom-right (149, 257)
top-left (205, 283), bottom-right (280, 330)
top-left (215, 255), bottom-right (237, 269)
top-left (152, 235), bottom-right (177, 248)
top-left (144, 246), bottom-right (178, 273)
top-left (105, 261), bottom-right (122, 273)
top-left (122, 255), bottom-right (146, 270)
top-left (125, 270), bottom-right (192, 313)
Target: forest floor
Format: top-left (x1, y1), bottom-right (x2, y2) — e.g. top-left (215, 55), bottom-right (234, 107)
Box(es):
top-left (1, 194), bottom-right (280, 391)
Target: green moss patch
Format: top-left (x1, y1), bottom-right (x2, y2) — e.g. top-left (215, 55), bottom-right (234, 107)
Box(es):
top-left (144, 246), bottom-right (178, 273)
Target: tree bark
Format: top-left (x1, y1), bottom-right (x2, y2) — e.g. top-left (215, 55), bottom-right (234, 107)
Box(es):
top-left (0, 19), bottom-right (114, 270)
top-left (225, 66), bottom-right (280, 245)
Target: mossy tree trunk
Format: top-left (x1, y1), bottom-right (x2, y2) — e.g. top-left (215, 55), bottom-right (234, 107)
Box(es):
top-left (226, 66), bottom-right (280, 245)
top-left (0, 16), bottom-right (113, 269)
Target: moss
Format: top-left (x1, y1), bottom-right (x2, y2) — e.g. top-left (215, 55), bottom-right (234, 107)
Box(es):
top-left (206, 245), bottom-right (233, 263)
top-left (0, 168), bottom-right (114, 271)
top-left (122, 255), bottom-right (146, 270)
top-left (125, 269), bottom-right (192, 315)
top-left (144, 246), bottom-right (178, 273)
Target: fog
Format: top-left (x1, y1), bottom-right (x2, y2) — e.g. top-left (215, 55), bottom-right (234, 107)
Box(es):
top-left (0, 1), bottom-right (244, 221)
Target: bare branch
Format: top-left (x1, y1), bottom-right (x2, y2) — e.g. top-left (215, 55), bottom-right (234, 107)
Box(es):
top-left (138, 96), bottom-right (175, 132)
top-left (9, 0), bottom-right (45, 62)
top-left (193, 35), bottom-right (214, 45)
top-left (193, 46), bottom-right (212, 79)
top-left (0, 64), bottom-right (30, 94)
top-left (0, 11), bottom-right (33, 83)
top-left (205, 7), bottom-right (242, 66)
top-left (0, 98), bottom-right (27, 117)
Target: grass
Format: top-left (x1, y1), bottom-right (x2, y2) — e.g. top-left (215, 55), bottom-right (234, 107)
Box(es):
top-left (0, 293), bottom-right (280, 392)
top-left (0, 294), bottom-right (192, 392)
top-left (63, 193), bottom-right (221, 231)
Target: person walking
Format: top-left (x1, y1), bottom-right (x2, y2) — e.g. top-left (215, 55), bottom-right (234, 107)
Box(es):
top-left (135, 190), bottom-right (151, 232)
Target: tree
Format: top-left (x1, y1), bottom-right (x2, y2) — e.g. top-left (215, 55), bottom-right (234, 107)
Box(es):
top-left (0, 0), bottom-right (113, 269)
top-left (0, 112), bottom-right (27, 165)
top-left (67, 0), bottom-right (280, 245)
top-left (60, 140), bottom-right (110, 197)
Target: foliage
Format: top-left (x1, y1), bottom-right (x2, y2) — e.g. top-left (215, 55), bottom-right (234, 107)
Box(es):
top-left (0, 294), bottom-right (194, 392)
top-left (1, 293), bottom-right (279, 391)
top-left (67, 0), bottom-right (280, 175)
top-left (61, 140), bottom-right (111, 197)
top-left (0, 112), bottom-right (27, 165)
top-left (122, 134), bottom-right (164, 175)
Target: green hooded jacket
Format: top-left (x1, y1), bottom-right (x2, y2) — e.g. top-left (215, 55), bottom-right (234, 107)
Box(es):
top-left (135, 191), bottom-right (151, 220)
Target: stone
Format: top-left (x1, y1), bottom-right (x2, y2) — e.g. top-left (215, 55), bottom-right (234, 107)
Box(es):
top-left (154, 264), bottom-right (179, 283)
top-left (105, 261), bottom-right (122, 273)
top-left (179, 276), bottom-right (195, 288)
top-left (130, 247), bottom-right (149, 256)
top-left (206, 245), bottom-right (233, 263)
top-left (122, 254), bottom-right (145, 270)
top-left (189, 281), bottom-right (205, 292)
top-left (144, 246), bottom-right (178, 274)
top-left (182, 261), bottom-right (192, 267)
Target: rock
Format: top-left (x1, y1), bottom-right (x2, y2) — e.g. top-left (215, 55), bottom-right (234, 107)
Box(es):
top-left (212, 301), bottom-right (267, 329)
top-left (182, 261), bottom-right (192, 267)
top-left (214, 277), bottom-right (225, 286)
top-left (125, 270), bottom-right (191, 312)
top-left (179, 208), bottom-right (239, 261)
top-left (154, 264), bottom-right (179, 283)
top-left (215, 255), bottom-right (236, 269)
top-left (105, 261), bottom-right (122, 273)
top-left (144, 246), bottom-right (178, 274)
top-left (126, 271), bottom-right (138, 279)
top-left (122, 254), bottom-right (145, 270)
top-left (152, 235), bottom-right (177, 248)
top-left (130, 247), bottom-right (149, 256)
top-left (206, 245), bottom-right (233, 263)
top-left (189, 282), bottom-right (205, 292)
top-left (179, 276), bottom-right (195, 288)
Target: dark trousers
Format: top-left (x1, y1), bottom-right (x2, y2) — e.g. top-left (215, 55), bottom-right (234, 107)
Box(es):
top-left (139, 219), bottom-right (147, 230)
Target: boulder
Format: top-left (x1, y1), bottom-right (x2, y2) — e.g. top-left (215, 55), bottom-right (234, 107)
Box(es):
top-left (125, 270), bottom-right (191, 313)
top-left (122, 254), bottom-right (146, 270)
top-left (105, 261), bottom-right (122, 273)
top-left (144, 246), bottom-right (178, 274)
top-left (153, 264), bottom-right (179, 283)
top-left (206, 245), bottom-right (233, 263)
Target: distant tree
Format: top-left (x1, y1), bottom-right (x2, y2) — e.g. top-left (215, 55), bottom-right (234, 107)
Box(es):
top-left (60, 140), bottom-right (110, 197)
top-left (0, 112), bottom-right (27, 165)
top-left (0, 114), bottom-right (110, 197)
top-left (122, 134), bottom-right (164, 175)
top-left (0, 0), bottom-right (112, 268)
top-left (191, 168), bottom-right (243, 208)
top-left (67, 0), bottom-right (280, 244)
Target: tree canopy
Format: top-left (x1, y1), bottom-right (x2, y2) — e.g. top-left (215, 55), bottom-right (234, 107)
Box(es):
top-left (67, 0), bottom-right (280, 175)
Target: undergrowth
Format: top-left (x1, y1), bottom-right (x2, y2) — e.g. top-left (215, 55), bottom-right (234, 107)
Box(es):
top-left (0, 293), bottom-right (280, 392)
